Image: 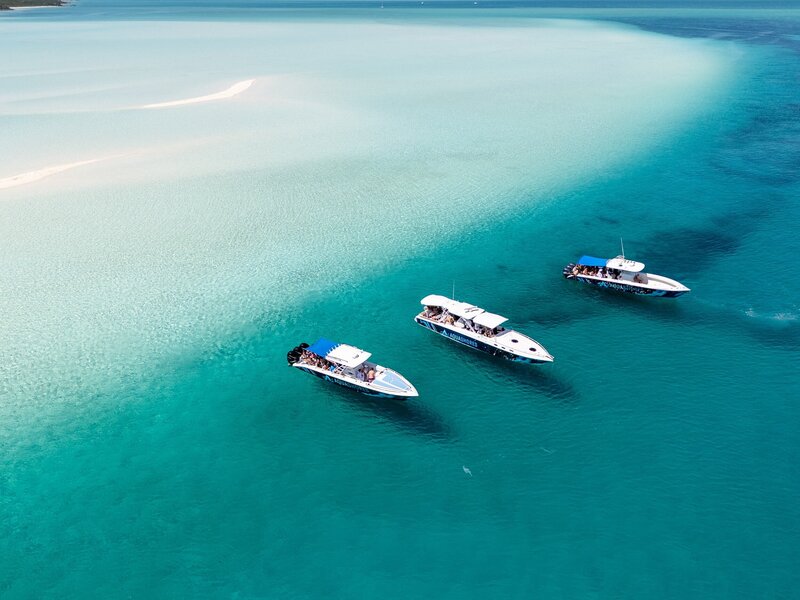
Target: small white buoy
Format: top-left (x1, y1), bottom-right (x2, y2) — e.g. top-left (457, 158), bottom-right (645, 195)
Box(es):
top-left (462, 465), bottom-right (472, 476)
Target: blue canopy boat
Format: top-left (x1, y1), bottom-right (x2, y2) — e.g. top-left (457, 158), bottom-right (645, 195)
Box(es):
top-left (563, 251), bottom-right (690, 298)
top-left (287, 338), bottom-right (418, 400)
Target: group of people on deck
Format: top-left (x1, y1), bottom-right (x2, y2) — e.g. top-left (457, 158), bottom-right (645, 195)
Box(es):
top-left (423, 305), bottom-right (448, 321)
top-left (573, 264), bottom-right (622, 280)
top-left (422, 305), bottom-right (504, 338)
top-left (299, 350), bottom-right (375, 383)
top-left (572, 264), bottom-right (647, 284)
top-left (299, 349), bottom-right (334, 371)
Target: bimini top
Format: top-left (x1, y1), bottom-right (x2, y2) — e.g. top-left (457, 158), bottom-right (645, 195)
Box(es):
top-left (307, 338), bottom-right (372, 368)
top-left (473, 311), bottom-right (508, 329)
top-left (421, 294), bottom-right (456, 308)
top-left (605, 255), bottom-right (645, 273)
top-left (577, 255), bottom-right (609, 268)
top-left (421, 294), bottom-right (482, 318)
top-left (578, 255), bottom-right (645, 273)
top-left (420, 294), bottom-right (507, 328)
top-left (307, 337), bottom-right (340, 357)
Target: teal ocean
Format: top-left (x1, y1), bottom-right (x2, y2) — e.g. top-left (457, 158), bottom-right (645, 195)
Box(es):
top-left (1, 3), bottom-right (799, 598)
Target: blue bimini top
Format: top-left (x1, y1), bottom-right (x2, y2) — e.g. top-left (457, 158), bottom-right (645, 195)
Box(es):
top-left (577, 256), bottom-right (609, 268)
top-left (306, 338), bottom-right (340, 357)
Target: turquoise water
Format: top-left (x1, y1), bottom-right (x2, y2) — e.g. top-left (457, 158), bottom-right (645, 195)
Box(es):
top-left (1, 4), bottom-right (799, 598)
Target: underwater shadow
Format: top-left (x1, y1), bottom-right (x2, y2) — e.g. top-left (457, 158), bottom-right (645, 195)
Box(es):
top-left (537, 284), bottom-right (694, 328)
top-left (637, 227), bottom-right (742, 279)
top-left (497, 279), bottom-right (605, 329)
top-left (450, 342), bottom-right (579, 404)
top-left (321, 383), bottom-right (453, 442)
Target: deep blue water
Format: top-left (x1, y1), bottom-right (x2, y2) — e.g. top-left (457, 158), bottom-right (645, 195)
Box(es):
top-left (2, 4), bottom-right (799, 599)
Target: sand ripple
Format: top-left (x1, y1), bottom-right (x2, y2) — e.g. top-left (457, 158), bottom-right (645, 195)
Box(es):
top-left (0, 158), bottom-right (103, 190)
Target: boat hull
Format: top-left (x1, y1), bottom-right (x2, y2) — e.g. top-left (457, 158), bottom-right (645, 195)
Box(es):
top-left (295, 365), bottom-right (409, 400)
top-left (415, 317), bottom-right (550, 364)
top-left (562, 265), bottom-right (689, 298)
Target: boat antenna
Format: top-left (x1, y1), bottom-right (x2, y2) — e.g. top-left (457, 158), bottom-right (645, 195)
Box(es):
top-left (620, 237), bottom-right (625, 259)
top-left (452, 280), bottom-right (455, 300)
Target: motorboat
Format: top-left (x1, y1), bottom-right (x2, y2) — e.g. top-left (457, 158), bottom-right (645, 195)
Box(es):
top-left (414, 294), bottom-right (553, 364)
top-left (287, 338), bottom-right (418, 400)
top-left (562, 254), bottom-right (690, 298)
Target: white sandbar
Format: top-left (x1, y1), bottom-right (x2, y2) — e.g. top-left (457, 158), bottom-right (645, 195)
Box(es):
top-left (0, 158), bottom-right (103, 190)
top-left (140, 79), bottom-right (255, 109)
top-left (6, 6), bottom-right (63, 10)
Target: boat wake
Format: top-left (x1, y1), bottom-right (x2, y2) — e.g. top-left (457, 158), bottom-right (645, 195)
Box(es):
top-left (744, 307), bottom-right (799, 323)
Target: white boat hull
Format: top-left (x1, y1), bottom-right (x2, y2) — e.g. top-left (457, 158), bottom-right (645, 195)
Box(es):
top-left (563, 264), bottom-right (690, 297)
top-left (415, 316), bottom-right (553, 364)
top-left (289, 356), bottom-right (418, 400)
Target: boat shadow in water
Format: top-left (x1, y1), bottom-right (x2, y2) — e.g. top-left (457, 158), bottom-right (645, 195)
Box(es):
top-left (322, 384), bottom-right (453, 442)
top-left (592, 287), bottom-right (688, 318)
top-left (455, 345), bottom-right (579, 403)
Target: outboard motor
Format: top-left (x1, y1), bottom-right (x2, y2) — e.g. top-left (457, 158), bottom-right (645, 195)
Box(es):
top-left (286, 342), bottom-right (309, 366)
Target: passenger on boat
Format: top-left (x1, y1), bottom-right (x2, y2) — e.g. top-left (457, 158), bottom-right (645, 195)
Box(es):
top-left (424, 305), bottom-right (442, 319)
top-left (367, 367), bottom-right (375, 383)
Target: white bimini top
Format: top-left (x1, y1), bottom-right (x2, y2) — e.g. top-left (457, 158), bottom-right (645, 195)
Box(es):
top-left (325, 344), bottom-right (372, 368)
top-left (472, 311), bottom-right (508, 329)
top-left (605, 256), bottom-right (645, 272)
top-left (420, 294), bottom-right (509, 325)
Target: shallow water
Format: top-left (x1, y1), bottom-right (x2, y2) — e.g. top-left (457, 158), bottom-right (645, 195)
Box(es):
top-left (1, 4), bottom-right (798, 598)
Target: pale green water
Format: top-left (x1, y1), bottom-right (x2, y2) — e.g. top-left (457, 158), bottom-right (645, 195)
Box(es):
top-left (1, 4), bottom-right (798, 598)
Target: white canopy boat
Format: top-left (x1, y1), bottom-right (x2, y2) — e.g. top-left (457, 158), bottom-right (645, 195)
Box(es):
top-left (287, 338), bottom-right (418, 400)
top-left (414, 294), bottom-right (553, 364)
